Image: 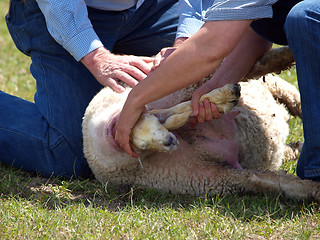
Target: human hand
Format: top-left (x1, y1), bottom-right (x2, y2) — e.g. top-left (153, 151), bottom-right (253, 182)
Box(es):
top-left (115, 94), bottom-right (147, 158)
top-left (81, 47), bottom-right (154, 92)
top-left (189, 81), bottom-right (222, 127)
top-left (152, 47), bottom-right (177, 71)
top-left (152, 37), bottom-right (188, 71)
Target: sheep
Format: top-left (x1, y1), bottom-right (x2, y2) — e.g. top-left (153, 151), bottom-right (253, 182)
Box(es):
top-left (82, 47), bottom-right (320, 202)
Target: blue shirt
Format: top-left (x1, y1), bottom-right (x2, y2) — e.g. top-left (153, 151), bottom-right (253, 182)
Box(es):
top-left (36, 0), bottom-right (278, 61)
top-left (176, 0), bottom-right (278, 39)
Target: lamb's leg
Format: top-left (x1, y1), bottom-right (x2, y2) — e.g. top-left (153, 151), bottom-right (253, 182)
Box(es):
top-left (149, 83), bottom-right (240, 130)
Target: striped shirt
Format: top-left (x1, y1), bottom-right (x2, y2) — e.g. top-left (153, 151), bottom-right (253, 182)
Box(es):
top-left (36, 0), bottom-right (278, 61)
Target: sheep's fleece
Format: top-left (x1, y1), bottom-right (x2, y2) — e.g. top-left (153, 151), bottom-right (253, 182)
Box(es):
top-left (83, 73), bottom-right (320, 202)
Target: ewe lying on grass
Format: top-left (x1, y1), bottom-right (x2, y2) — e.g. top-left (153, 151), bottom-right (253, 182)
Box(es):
top-left (83, 47), bottom-right (320, 202)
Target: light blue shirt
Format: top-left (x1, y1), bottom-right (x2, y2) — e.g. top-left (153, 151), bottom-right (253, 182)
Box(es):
top-left (176, 0), bottom-right (278, 39)
top-left (36, 0), bottom-right (145, 61)
top-left (36, 0), bottom-right (278, 61)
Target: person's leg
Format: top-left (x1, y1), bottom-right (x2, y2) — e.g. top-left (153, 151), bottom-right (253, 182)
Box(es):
top-left (250, 0), bottom-right (302, 45)
top-left (2, 0), bottom-right (103, 178)
top-left (285, 0), bottom-right (320, 180)
top-left (112, 0), bottom-right (179, 56)
top-left (2, 0), bottom-right (178, 178)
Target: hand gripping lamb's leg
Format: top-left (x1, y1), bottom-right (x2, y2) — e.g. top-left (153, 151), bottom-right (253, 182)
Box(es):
top-left (130, 83), bottom-right (241, 153)
top-left (148, 83), bottom-right (240, 131)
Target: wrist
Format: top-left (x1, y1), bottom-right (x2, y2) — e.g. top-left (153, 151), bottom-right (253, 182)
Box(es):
top-left (81, 47), bottom-right (111, 69)
top-left (127, 87), bottom-right (146, 111)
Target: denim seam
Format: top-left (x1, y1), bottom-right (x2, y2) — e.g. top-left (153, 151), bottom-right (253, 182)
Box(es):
top-left (0, 126), bottom-right (49, 147)
top-left (37, 51), bottom-right (52, 124)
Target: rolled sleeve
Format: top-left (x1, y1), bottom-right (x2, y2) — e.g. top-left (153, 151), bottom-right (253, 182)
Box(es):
top-left (176, 17), bottom-right (204, 38)
top-left (36, 0), bottom-right (103, 61)
top-left (176, 0), bottom-right (204, 38)
top-left (64, 28), bottom-right (103, 61)
top-left (204, 0), bottom-right (279, 21)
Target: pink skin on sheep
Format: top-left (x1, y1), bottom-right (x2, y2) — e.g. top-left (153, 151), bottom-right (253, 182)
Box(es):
top-left (106, 109), bottom-right (241, 169)
top-left (184, 110), bottom-right (242, 169)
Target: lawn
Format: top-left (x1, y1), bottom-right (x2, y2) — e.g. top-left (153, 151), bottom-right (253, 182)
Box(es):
top-left (0, 0), bottom-right (319, 239)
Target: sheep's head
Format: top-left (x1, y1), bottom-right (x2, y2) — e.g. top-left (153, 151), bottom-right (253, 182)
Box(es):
top-left (131, 114), bottom-right (179, 153)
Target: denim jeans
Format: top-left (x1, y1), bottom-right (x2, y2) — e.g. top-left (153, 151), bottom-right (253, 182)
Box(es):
top-left (1, 0), bottom-right (178, 178)
top-left (285, 0), bottom-right (320, 180)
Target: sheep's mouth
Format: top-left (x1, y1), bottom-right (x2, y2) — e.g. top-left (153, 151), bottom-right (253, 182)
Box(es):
top-left (105, 114), bottom-right (120, 150)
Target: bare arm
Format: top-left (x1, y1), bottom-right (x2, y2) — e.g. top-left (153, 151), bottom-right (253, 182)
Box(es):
top-left (115, 19), bottom-right (253, 157)
top-left (191, 27), bottom-right (272, 123)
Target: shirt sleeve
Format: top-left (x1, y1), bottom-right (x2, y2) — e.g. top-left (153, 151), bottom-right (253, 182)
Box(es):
top-left (176, 0), bottom-right (205, 39)
top-left (36, 0), bottom-right (104, 61)
top-left (204, 0), bottom-right (279, 21)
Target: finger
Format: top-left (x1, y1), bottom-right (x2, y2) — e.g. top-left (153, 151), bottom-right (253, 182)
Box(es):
top-left (153, 55), bottom-right (162, 70)
top-left (197, 103), bottom-right (205, 123)
top-left (211, 103), bottom-right (222, 119)
top-left (106, 79), bottom-right (126, 93)
top-left (153, 48), bottom-right (176, 70)
top-left (191, 93), bottom-right (201, 117)
top-left (139, 56), bottom-right (155, 63)
top-left (115, 71), bottom-right (140, 87)
top-left (123, 65), bottom-right (148, 82)
top-left (115, 130), bottom-right (138, 158)
top-left (130, 59), bottom-right (154, 76)
top-left (203, 98), bottom-right (213, 122)
top-left (121, 143), bottom-right (138, 158)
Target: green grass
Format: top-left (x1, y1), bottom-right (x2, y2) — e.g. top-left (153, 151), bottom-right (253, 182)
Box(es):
top-left (1, 0), bottom-right (319, 239)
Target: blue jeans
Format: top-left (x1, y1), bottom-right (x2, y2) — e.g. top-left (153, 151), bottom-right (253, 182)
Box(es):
top-left (1, 0), bottom-right (178, 178)
top-left (285, 0), bottom-right (320, 180)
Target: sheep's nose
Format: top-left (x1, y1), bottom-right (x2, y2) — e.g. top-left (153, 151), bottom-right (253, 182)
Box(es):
top-left (164, 136), bottom-right (174, 147)
top-left (164, 135), bottom-right (177, 147)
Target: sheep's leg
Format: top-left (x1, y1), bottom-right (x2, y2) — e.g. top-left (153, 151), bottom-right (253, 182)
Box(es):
top-left (149, 83), bottom-right (240, 130)
top-left (137, 152), bottom-right (320, 201)
top-left (235, 169), bottom-right (320, 201)
top-left (205, 166), bottom-right (320, 201)
top-left (284, 141), bottom-right (303, 161)
top-left (263, 75), bottom-right (302, 118)
top-left (243, 47), bottom-right (295, 81)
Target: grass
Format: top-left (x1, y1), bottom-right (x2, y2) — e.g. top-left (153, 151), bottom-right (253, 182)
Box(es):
top-left (0, 0), bottom-right (319, 239)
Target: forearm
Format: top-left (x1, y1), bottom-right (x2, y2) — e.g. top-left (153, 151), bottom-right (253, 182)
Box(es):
top-left (207, 27), bottom-right (272, 89)
top-left (127, 20), bottom-right (253, 108)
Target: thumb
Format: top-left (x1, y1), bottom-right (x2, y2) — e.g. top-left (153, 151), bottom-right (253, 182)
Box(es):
top-left (191, 92), bottom-right (202, 116)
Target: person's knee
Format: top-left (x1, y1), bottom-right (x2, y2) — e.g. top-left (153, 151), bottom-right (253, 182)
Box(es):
top-left (285, 3), bottom-right (304, 35)
top-left (285, 0), bottom-right (319, 36)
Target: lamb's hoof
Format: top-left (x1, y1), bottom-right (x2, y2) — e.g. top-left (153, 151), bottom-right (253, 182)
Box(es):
top-left (231, 84), bottom-right (241, 106)
top-left (233, 84), bottom-right (241, 98)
